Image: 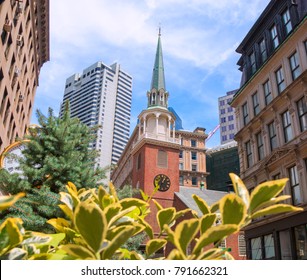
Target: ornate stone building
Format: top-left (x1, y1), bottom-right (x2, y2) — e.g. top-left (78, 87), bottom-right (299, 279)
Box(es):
top-left (231, 0), bottom-right (307, 259)
top-left (0, 0), bottom-right (49, 153)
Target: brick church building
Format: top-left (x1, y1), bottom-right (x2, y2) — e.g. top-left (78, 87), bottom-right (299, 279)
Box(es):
top-left (111, 30), bottom-right (245, 259)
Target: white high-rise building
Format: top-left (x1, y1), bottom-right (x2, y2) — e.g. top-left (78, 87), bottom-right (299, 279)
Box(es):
top-left (60, 61), bottom-right (132, 179)
top-left (218, 89), bottom-right (237, 144)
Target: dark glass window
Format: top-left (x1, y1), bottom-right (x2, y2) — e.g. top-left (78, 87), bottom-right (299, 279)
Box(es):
top-left (288, 165), bottom-right (302, 205)
top-left (252, 92), bottom-right (260, 116)
top-left (282, 110), bottom-right (293, 143)
top-left (270, 25), bottom-right (279, 49)
top-left (268, 121), bottom-right (278, 151)
top-left (289, 52), bottom-right (301, 80)
top-left (282, 9), bottom-right (292, 35)
top-left (191, 151), bottom-right (197, 160)
top-left (259, 38), bottom-right (267, 63)
top-left (263, 80), bottom-right (272, 105)
top-left (191, 139), bottom-right (197, 147)
top-left (245, 140), bottom-right (253, 168)
top-left (297, 97), bottom-right (307, 132)
top-left (249, 51), bottom-right (256, 74)
top-left (256, 132), bottom-right (264, 161)
top-left (242, 102), bottom-right (249, 125)
top-left (275, 67), bottom-right (286, 94)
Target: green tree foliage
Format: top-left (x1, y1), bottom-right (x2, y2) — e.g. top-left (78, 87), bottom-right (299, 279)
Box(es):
top-left (0, 105), bottom-right (106, 232)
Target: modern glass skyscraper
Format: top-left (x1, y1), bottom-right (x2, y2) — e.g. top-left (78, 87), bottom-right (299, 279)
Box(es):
top-left (59, 61), bottom-right (132, 179)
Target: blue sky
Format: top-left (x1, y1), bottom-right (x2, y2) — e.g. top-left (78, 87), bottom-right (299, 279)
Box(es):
top-left (32, 0), bottom-right (270, 148)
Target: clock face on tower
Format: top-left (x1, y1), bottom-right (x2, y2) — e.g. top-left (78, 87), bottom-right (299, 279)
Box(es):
top-left (153, 174), bottom-right (171, 192)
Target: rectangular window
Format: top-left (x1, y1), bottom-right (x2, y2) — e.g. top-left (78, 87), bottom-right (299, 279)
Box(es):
top-left (221, 117), bottom-right (226, 123)
top-left (252, 92), bottom-right (260, 116)
top-left (228, 107), bottom-right (233, 113)
top-left (220, 109), bottom-right (225, 114)
top-left (179, 176), bottom-right (184, 186)
top-left (245, 140), bottom-right (253, 168)
top-left (282, 110), bottom-right (293, 143)
top-left (263, 80), bottom-right (272, 105)
top-left (228, 115), bottom-right (234, 121)
top-left (192, 177), bottom-right (197, 186)
top-left (251, 237), bottom-right (262, 260)
top-left (249, 51), bottom-right (256, 74)
top-left (268, 121), bottom-right (278, 151)
top-left (222, 135), bottom-right (227, 142)
top-left (264, 234), bottom-right (275, 259)
top-left (289, 165), bottom-right (302, 205)
top-left (270, 25), bottom-right (279, 49)
top-left (229, 133), bottom-right (234, 140)
top-left (191, 164), bottom-right (197, 172)
top-left (279, 230), bottom-right (293, 260)
top-left (275, 67), bottom-right (286, 94)
top-left (229, 124), bottom-right (235, 130)
top-left (289, 52), bottom-right (301, 80)
top-left (259, 38), bottom-right (267, 63)
top-left (221, 126), bottom-right (227, 132)
top-left (242, 102), bottom-right (249, 125)
top-left (179, 162), bottom-right (184, 170)
top-left (191, 139), bottom-right (197, 147)
top-left (179, 150), bottom-right (183, 159)
top-left (191, 151), bottom-right (197, 160)
top-left (219, 100), bottom-right (225, 106)
top-left (294, 225), bottom-right (307, 260)
top-left (256, 132), bottom-right (264, 161)
top-left (297, 97), bottom-right (307, 132)
top-left (282, 9), bottom-right (292, 35)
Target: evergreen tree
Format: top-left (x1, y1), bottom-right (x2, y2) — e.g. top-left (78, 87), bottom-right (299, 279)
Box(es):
top-left (0, 104), bottom-right (106, 232)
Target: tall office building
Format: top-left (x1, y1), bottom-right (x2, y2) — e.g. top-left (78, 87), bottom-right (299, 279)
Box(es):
top-left (0, 0), bottom-right (49, 153)
top-left (60, 61), bottom-right (132, 179)
top-left (231, 0), bottom-right (307, 259)
top-left (218, 89), bottom-right (237, 144)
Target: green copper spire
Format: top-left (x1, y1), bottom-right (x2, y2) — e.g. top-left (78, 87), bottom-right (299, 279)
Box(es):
top-left (150, 28), bottom-right (166, 91)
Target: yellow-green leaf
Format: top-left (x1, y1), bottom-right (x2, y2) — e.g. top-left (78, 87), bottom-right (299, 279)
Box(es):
top-left (108, 181), bottom-right (119, 202)
top-left (252, 195), bottom-right (291, 212)
top-left (210, 201), bottom-right (220, 213)
top-left (175, 219), bottom-right (199, 253)
top-left (140, 190), bottom-right (149, 201)
top-left (1, 248), bottom-right (27, 260)
top-left (152, 199), bottom-right (163, 211)
top-left (58, 204), bottom-right (73, 220)
top-left (166, 249), bottom-right (185, 260)
top-left (120, 198), bottom-right (148, 210)
top-left (146, 239), bottom-right (167, 257)
top-left (138, 218), bottom-right (154, 239)
top-left (65, 182), bottom-right (80, 207)
top-left (193, 224), bottom-right (238, 255)
top-left (229, 173), bottom-right (250, 208)
top-left (251, 204), bottom-right (303, 219)
top-left (102, 226), bottom-right (135, 259)
top-left (200, 214), bottom-right (217, 234)
top-left (74, 202), bottom-right (107, 253)
top-left (250, 179), bottom-right (288, 213)
top-left (60, 244), bottom-right (96, 259)
top-left (192, 194), bottom-right (210, 215)
top-left (174, 208), bottom-right (192, 220)
top-left (0, 193), bottom-right (25, 211)
top-left (47, 218), bottom-right (70, 232)
top-left (60, 192), bottom-right (74, 210)
top-left (0, 218), bottom-right (23, 252)
top-left (220, 193), bottom-right (246, 225)
top-left (104, 203), bottom-right (122, 223)
top-left (157, 207), bottom-right (176, 232)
